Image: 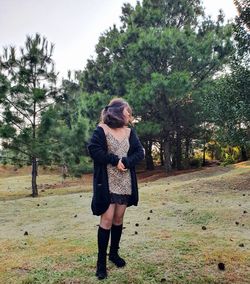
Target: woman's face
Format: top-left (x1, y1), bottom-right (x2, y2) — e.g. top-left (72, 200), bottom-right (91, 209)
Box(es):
top-left (123, 107), bottom-right (131, 125)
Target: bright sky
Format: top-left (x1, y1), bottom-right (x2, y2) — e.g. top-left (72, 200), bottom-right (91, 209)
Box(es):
top-left (0, 0), bottom-right (237, 80)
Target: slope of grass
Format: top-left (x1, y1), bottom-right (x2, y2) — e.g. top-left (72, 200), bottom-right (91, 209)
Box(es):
top-left (0, 161), bottom-right (249, 283)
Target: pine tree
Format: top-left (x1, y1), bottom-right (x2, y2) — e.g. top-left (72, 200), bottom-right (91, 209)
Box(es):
top-left (0, 34), bottom-right (58, 196)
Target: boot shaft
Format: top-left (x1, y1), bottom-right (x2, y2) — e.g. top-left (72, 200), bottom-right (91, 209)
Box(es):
top-left (97, 226), bottom-right (110, 254)
top-left (110, 224), bottom-right (123, 253)
top-left (96, 226), bottom-right (110, 280)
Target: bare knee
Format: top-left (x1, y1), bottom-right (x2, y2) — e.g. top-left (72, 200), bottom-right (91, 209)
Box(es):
top-left (100, 216), bottom-right (113, 229)
top-left (99, 204), bottom-right (115, 229)
top-left (113, 205), bottom-right (126, 225)
top-left (113, 215), bottom-right (124, 225)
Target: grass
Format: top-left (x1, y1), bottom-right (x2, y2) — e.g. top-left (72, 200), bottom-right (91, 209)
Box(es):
top-left (0, 161), bottom-right (249, 283)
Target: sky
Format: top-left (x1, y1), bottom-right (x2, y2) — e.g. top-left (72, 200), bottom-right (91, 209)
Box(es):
top-left (0, 0), bottom-right (237, 80)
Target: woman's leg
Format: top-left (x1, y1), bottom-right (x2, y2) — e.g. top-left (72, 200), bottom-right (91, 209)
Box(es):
top-left (109, 204), bottom-right (127, 267)
top-left (96, 204), bottom-right (116, 280)
top-left (113, 204), bottom-right (127, 225)
top-left (100, 203), bottom-right (116, 229)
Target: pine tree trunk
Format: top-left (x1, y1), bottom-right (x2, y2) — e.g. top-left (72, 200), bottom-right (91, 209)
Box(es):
top-left (32, 156), bottom-right (38, 197)
top-left (241, 146), bottom-right (248, 161)
top-left (164, 135), bottom-right (172, 172)
top-left (145, 140), bottom-right (154, 170)
top-left (160, 141), bottom-right (164, 166)
top-left (176, 126), bottom-right (182, 170)
top-left (185, 138), bottom-right (190, 160)
top-left (202, 141), bottom-right (206, 166)
top-left (32, 100), bottom-right (38, 197)
top-left (211, 149), bottom-right (214, 160)
top-left (184, 137), bottom-right (190, 169)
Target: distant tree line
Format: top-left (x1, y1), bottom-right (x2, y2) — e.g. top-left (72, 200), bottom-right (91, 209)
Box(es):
top-left (0, 0), bottom-right (249, 196)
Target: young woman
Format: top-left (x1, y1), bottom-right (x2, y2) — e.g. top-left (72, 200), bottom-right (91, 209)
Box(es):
top-left (88, 98), bottom-right (144, 280)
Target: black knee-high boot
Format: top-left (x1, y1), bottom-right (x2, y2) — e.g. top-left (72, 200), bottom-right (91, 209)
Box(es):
top-left (96, 226), bottom-right (110, 280)
top-left (109, 224), bottom-right (126, 267)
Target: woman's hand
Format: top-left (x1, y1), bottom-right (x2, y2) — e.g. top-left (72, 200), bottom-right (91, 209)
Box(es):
top-left (116, 159), bottom-right (127, 172)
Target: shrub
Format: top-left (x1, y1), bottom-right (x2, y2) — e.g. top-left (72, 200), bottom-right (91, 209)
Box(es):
top-left (189, 157), bottom-right (202, 168)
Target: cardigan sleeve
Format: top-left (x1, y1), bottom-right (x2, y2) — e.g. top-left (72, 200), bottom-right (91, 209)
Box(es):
top-left (121, 128), bottom-right (144, 169)
top-left (88, 127), bottom-right (120, 166)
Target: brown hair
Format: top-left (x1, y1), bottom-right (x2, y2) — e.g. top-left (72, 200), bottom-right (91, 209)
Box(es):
top-left (100, 98), bottom-right (133, 128)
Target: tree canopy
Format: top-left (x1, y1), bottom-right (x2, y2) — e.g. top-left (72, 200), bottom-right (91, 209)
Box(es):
top-left (81, 0), bottom-right (235, 170)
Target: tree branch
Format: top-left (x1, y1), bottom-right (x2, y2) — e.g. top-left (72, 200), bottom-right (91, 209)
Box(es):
top-left (4, 144), bottom-right (30, 156)
top-left (35, 102), bottom-right (54, 114)
top-left (192, 63), bottom-right (218, 89)
top-left (0, 155), bottom-right (30, 163)
top-left (5, 96), bottom-right (33, 125)
top-left (0, 113), bottom-right (24, 132)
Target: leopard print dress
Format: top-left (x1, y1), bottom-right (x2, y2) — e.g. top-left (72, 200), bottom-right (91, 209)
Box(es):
top-left (106, 132), bottom-right (132, 205)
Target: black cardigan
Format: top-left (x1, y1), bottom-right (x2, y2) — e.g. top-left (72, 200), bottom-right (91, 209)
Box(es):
top-left (88, 126), bottom-right (144, 216)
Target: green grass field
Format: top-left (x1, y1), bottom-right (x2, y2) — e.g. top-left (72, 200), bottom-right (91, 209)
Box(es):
top-left (0, 162), bottom-right (249, 284)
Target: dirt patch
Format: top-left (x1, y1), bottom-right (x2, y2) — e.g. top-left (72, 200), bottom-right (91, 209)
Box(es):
top-left (12, 266), bottom-right (31, 275)
top-left (229, 176), bottom-right (250, 191)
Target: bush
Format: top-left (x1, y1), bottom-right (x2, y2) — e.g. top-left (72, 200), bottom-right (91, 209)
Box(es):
top-left (207, 142), bottom-right (222, 160)
top-left (189, 157), bottom-right (202, 168)
top-left (221, 155), bottom-right (236, 166)
top-left (220, 146), bottom-right (240, 166)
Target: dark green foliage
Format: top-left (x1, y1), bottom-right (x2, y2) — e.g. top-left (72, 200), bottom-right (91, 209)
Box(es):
top-left (81, 0), bottom-right (234, 170)
top-left (38, 75), bottom-right (91, 176)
